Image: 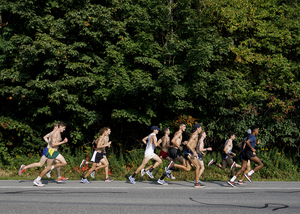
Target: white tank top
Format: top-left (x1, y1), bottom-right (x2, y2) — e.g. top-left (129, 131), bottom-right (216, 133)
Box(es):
top-left (145, 133), bottom-right (156, 153)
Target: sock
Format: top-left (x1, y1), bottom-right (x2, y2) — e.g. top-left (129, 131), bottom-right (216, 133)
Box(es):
top-left (248, 170), bottom-right (254, 176)
top-left (149, 167), bottom-right (154, 172)
top-left (230, 176), bottom-right (236, 182)
top-left (36, 176), bottom-right (41, 181)
top-left (160, 173), bottom-right (166, 180)
top-left (132, 173), bottom-right (136, 178)
top-left (51, 165), bottom-right (55, 170)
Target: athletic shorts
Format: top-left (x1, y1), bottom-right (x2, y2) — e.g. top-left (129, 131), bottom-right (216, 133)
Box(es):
top-left (91, 151), bottom-right (104, 163)
top-left (168, 147), bottom-right (182, 159)
top-left (46, 148), bottom-right (60, 159)
top-left (159, 150), bottom-right (169, 160)
top-left (242, 150), bottom-right (255, 161)
top-left (197, 153), bottom-right (203, 161)
top-left (222, 152), bottom-right (229, 160)
top-left (42, 147), bottom-right (48, 156)
top-left (183, 149), bottom-right (192, 160)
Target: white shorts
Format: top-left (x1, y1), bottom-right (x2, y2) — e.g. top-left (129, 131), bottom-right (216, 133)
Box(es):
top-left (144, 151), bottom-right (155, 159)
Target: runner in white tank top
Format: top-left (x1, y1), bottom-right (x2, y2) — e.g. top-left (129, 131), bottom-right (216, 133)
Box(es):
top-left (128, 126), bottom-right (163, 184)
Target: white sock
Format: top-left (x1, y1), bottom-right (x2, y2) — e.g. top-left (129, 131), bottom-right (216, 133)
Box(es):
top-left (230, 176), bottom-right (236, 182)
top-left (51, 165), bottom-right (55, 170)
top-left (36, 176), bottom-right (41, 181)
top-left (248, 170), bottom-right (254, 176)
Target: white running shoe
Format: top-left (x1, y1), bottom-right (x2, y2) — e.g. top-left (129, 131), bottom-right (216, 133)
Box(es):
top-left (157, 179), bottom-right (168, 185)
top-left (165, 167), bottom-right (171, 178)
top-left (80, 159), bottom-right (86, 168)
top-left (207, 159), bottom-right (214, 167)
top-left (90, 171), bottom-right (95, 178)
top-left (170, 174), bottom-right (176, 179)
top-left (18, 164), bottom-right (25, 176)
top-left (141, 169), bottom-right (146, 177)
top-left (230, 161), bottom-right (237, 171)
top-left (33, 179), bottom-right (45, 187)
top-left (146, 170), bottom-right (154, 179)
top-left (129, 175), bottom-right (136, 184)
top-left (80, 178), bottom-right (90, 184)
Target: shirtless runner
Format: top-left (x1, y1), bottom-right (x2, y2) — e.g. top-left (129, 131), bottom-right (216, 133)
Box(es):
top-left (33, 121), bottom-right (68, 187)
top-left (128, 126), bottom-right (162, 184)
top-left (207, 132), bottom-right (241, 177)
top-left (166, 124), bottom-right (205, 188)
top-left (81, 127), bottom-right (111, 184)
top-left (19, 123), bottom-right (68, 182)
top-left (196, 131), bottom-right (212, 183)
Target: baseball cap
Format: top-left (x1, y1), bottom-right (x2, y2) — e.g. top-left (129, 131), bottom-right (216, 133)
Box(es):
top-left (247, 129), bottom-right (252, 134)
top-left (151, 126), bottom-right (160, 131)
top-left (193, 124), bottom-right (201, 132)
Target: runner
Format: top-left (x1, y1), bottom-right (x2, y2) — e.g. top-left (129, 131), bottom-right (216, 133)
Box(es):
top-left (236, 129), bottom-right (257, 185)
top-left (207, 132), bottom-right (241, 177)
top-left (196, 130), bottom-right (212, 183)
top-left (18, 123), bottom-right (68, 182)
top-left (81, 127), bottom-right (111, 184)
top-left (166, 124), bottom-right (205, 188)
top-left (228, 125), bottom-right (264, 187)
top-left (33, 121), bottom-right (68, 187)
top-left (128, 126), bottom-right (162, 184)
top-left (157, 124), bottom-right (187, 185)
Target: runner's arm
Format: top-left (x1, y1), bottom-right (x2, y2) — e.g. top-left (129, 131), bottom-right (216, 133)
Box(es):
top-left (245, 139), bottom-right (255, 152)
top-left (51, 133), bottom-right (68, 147)
top-left (142, 136), bottom-right (149, 145)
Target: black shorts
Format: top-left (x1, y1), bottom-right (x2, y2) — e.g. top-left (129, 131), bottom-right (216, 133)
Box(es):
top-left (242, 150), bottom-right (255, 161)
top-left (168, 147), bottom-right (182, 159)
top-left (91, 151), bottom-right (104, 163)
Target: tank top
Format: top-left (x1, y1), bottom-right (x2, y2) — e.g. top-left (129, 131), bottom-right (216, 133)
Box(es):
top-left (145, 133), bottom-right (156, 153)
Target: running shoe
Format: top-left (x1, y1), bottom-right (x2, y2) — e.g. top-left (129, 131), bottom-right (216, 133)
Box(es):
top-left (129, 175), bottom-right (136, 184)
top-left (57, 177), bottom-right (68, 182)
top-left (18, 164), bottom-right (25, 176)
top-left (33, 179), bottom-right (45, 187)
top-left (194, 183), bottom-right (206, 188)
top-left (157, 179), bottom-right (168, 185)
top-left (207, 159), bottom-right (214, 167)
top-left (81, 178), bottom-right (90, 184)
top-left (91, 170), bottom-right (95, 178)
top-left (230, 161), bottom-right (237, 171)
top-left (238, 180), bottom-right (246, 185)
top-left (170, 174), bottom-right (176, 179)
top-left (227, 180), bottom-right (236, 187)
top-left (141, 169), bottom-right (146, 177)
top-left (244, 173), bottom-right (253, 183)
top-left (165, 167), bottom-right (171, 178)
top-left (166, 161), bottom-right (174, 171)
top-left (80, 159), bottom-right (86, 168)
top-left (105, 177), bottom-right (114, 182)
top-left (146, 170), bottom-right (154, 179)
top-left (194, 180), bottom-right (203, 184)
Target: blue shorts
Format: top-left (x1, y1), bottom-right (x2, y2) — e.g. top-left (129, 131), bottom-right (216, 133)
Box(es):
top-left (42, 147), bottom-right (48, 156)
top-left (222, 152), bottom-right (229, 160)
top-left (197, 153), bottom-right (203, 161)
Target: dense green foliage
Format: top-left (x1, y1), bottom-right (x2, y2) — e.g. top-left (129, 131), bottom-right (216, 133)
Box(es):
top-left (1, 0), bottom-right (300, 167)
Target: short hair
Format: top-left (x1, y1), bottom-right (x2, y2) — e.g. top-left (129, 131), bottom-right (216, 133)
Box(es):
top-left (53, 122), bottom-right (59, 128)
top-left (162, 128), bottom-right (169, 134)
top-left (99, 127), bottom-right (110, 135)
top-left (251, 125), bottom-right (259, 132)
top-left (179, 123), bottom-right (185, 127)
top-left (58, 121), bottom-right (67, 127)
top-left (228, 132), bottom-right (235, 138)
top-left (199, 130), bottom-right (206, 138)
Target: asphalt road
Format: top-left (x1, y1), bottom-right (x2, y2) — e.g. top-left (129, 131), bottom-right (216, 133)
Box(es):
top-left (0, 180), bottom-right (299, 214)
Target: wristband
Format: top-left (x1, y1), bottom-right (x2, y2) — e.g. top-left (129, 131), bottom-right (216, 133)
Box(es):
top-left (251, 148), bottom-right (254, 151)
